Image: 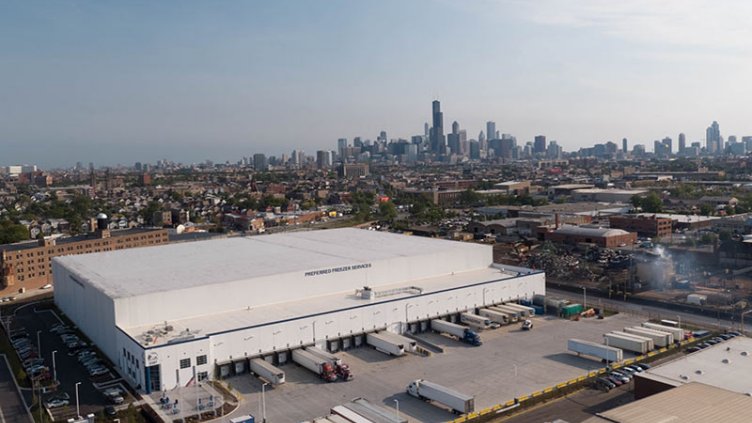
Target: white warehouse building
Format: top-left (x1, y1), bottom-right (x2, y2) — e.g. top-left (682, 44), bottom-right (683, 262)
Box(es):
top-left (53, 228), bottom-right (544, 393)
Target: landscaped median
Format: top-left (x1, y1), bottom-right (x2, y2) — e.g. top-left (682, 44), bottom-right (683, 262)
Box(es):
top-left (447, 335), bottom-right (708, 423)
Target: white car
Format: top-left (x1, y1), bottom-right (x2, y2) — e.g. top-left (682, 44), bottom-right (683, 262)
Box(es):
top-left (40, 284), bottom-right (53, 290)
top-left (45, 398), bottom-right (69, 409)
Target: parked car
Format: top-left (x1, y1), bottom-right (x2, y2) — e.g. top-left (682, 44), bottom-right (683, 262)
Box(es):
top-left (104, 406), bottom-right (117, 417)
top-left (594, 377), bottom-right (615, 391)
top-left (606, 375), bottom-right (624, 386)
top-left (686, 346), bottom-right (701, 353)
top-left (89, 367), bottom-right (109, 377)
top-left (45, 398), bottom-right (69, 409)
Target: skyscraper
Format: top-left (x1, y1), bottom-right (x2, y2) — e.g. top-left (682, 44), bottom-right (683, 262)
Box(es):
top-left (316, 150), bottom-right (331, 169)
top-left (706, 121), bottom-right (721, 154)
top-left (429, 100), bottom-right (445, 154)
top-left (447, 121), bottom-right (460, 155)
top-left (253, 153), bottom-right (268, 171)
top-left (486, 121), bottom-right (497, 141)
top-left (678, 133), bottom-right (686, 152)
top-left (534, 135), bottom-right (546, 155)
top-left (337, 138), bottom-right (348, 158)
top-left (622, 138), bottom-right (628, 153)
top-left (662, 137), bottom-right (672, 156)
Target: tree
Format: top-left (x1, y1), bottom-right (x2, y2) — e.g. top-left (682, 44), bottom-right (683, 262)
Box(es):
top-left (0, 221), bottom-right (29, 244)
top-left (378, 201), bottom-right (397, 223)
top-left (640, 192), bottom-right (663, 213)
top-left (698, 203), bottom-right (714, 216)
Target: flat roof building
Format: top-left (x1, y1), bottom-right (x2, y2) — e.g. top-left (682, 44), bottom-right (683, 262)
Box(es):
top-left (544, 225), bottom-right (637, 248)
top-left (54, 229), bottom-right (545, 392)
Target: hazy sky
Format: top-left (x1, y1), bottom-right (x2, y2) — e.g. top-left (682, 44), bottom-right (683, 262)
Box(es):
top-left (2, 0), bottom-right (752, 168)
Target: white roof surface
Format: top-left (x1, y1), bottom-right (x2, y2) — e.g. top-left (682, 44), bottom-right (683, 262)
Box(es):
top-left (637, 336), bottom-right (752, 394)
top-left (55, 228), bottom-right (488, 299)
top-left (125, 266), bottom-right (521, 346)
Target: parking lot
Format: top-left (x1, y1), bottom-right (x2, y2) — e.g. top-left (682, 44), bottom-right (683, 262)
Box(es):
top-left (224, 313), bottom-right (646, 422)
top-left (7, 301), bottom-right (134, 421)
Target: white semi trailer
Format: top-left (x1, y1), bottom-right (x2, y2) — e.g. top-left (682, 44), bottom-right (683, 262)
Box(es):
top-left (604, 332), bottom-right (653, 354)
top-left (624, 327), bottom-right (674, 348)
top-left (568, 338), bottom-right (623, 362)
top-left (459, 312), bottom-right (493, 330)
top-left (330, 406), bottom-right (373, 423)
top-left (430, 320), bottom-right (482, 346)
top-left (292, 349), bottom-right (337, 382)
top-left (366, 332), bottom-right (406, 356)
top-left (406, 379), bottom-right (475, 414)
top-left (250, 358), bottom-right (286, 385)
top-left (642, 322), bottom-right (685, 342)
top-left (501, 302), bottom-right (535, 317)
top-left (306, 347), bottom-right (354, 381)
top-left (477, 308), bottom-right (509, 325)
top-left (343, 398), bottom-right (407, 423)
top-left (488, 305), bottom-right (522, 322)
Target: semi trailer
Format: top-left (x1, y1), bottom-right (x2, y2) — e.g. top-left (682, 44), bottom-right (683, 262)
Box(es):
top-left (459, 312), bottom-right (494, 330)
top-left (306, 347), bottom-right (354, 381)
top-left (568, 338), bottom-right (623, 362)
top-left (250, 358), bottom-right (286, 385)
top-left (624, 327), bottom-right (674, 347)
top-left (343, 398), bottom-right (407, 423)
top-left (477, 308), bottom-right (509, 325)
top-left (604, 332), bottom-right (653, 354)
top-left (501, 303), bottom-right (535, 317)
top-left (642, 322), bottom-right (685, 342)
top-left (292, 349), bottom-right (338, 382)
top-left (430, 320), bottom-right (482, 346)
top-left (488, 305), bottom-right (521, 322)
top-left (366, 332), bottom-right (406, 356)
top-left (406, 379), bottom-right (475, 414)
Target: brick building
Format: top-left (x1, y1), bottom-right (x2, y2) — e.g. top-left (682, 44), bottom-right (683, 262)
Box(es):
top-left (0, 222), bottom-right (168, 290)
top-left (544, 225), bottom-right (637, 248)
top-left (609, 215), bottom-right (673, 238)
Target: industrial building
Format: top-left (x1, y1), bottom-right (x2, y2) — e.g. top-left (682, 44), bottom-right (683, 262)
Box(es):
top-left (544, 225), bottom-right (637, 248)
top-left (634, 336), bottom-right (752, 399)
top-left (53, 228), bottom-right (545, 393)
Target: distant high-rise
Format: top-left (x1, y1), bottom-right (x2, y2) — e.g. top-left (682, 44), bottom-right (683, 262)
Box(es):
top-left (337, 138), bottom-right (348, 159)
top-left (622, 138), bottom-right (628, 153)
top-left (534, 135), bottom-right (546, 154)
top-left (316, 150), bottom-right (331, 169)
top-left (678, 133), bottom-right (686, 152)
top-left (706, 121), bottom-right (721, 154)
top-left (429, 100), bottom-right (445, 154)
top-left (447, 121), bottom-right (461, 155)
top-left (486, 121), bottom-right (497, 141)
top-left (253, 153), bottom-right (268, 171)
top-left (662, 137), bottom-right (672, 155)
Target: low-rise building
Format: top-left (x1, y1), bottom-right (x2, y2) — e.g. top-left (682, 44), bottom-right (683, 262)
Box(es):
top-left (609, 215), bottom-right (673, 239)
top-left (544, 225), bottom-right (637, 248)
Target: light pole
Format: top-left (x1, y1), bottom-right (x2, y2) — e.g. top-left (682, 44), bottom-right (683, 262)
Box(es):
top-left (393, 399), bottom-right (399, 417)
top-left (677, 315), bottom-right (682, 329)
top-left (261, 382), bottom-right (269, 423)
top-left (582, 287), bottom-right (587, 310)
top-left (75, 381), bottom-right (82, 419)
top-left (36, 330), bottom-right (41, 356)
top-left (52, 350), bottom-right (58, 383)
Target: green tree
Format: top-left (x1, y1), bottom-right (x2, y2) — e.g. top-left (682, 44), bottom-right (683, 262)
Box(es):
top-left (698, 203), bottom-right (714, 216)
top-left (640, 192), bottom-right (663, 213)
top-left (0, 221), bottom-right (29, 244)
top-left (378, 201), bottom-right (397, 223)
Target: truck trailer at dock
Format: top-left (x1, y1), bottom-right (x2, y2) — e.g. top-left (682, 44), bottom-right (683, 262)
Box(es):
top-left (430, 319), bottom-right (482, 346)
top-left (249, 358), bottom-right (285, 385)
top-left (604, 332), bottom-right (652, 354)
top-left (623, 327), bottom-right (674, 348)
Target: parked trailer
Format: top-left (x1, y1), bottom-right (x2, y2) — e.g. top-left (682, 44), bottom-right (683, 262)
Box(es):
top-left (326, 415), bottom-right (352, 423)
top-left (230, 416), bottom-right (255, 423)
top-left (430, 320), bottom-right (482, 346)
top-left (306, 347), bottom-right (354, 381)
top-left (568, 339), bottom-right (623, 362)
top-left (343, 398), bottom-right (407, 423)
top-left (624, 327), bottom-right (674, 348)
top-left (331, 406), bottom-right (374, 423)
top-left (642, 322), bottom-right (686, 341)
top-left (376, 331), bottom-right (417, 353)
top-left (477, 308), bottom-right (509, 325)
top-left (292, 349), bottom-right (338, 382)
top-left (459, 312), bottom-right (493, 330)
top-left (366, 332), bottom-right (405, 357)
top-left (488, 305), bottom-right (522, 322)
top-left (604, 332), bottom-right (652, 354)
top-left (502, 303), bottom-right (535, 317)
top-left (406, 379), bottom-right (475, 414)
top-left (249, 358), bottom-right (285, 385)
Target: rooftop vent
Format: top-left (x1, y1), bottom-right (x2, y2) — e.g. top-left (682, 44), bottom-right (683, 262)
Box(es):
top-left (695, 370), bottom-right (704, 375)
top-left (680, 374), bottom-right (689, 380)
top-left (742, 351), bottom-right (749, 356)
top-left (723, 358), bottom-right (731, 364)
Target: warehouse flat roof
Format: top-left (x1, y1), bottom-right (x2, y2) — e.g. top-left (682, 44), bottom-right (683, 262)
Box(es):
top-left (55, 228), bottom-right (489, 299)
top-left (636, 336), bottom-right (752, 394)
top-left (124, 265), bottom-right (533, 348)
top-left (584, 382), bottom-right (752, 423)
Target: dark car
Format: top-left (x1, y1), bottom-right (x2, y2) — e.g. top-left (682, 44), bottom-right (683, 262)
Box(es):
top-left (706, 339), bottom-right (719, 345)
top-left (727, 331), bottom-right (742, 337)
top-left (686, 346), bottom-right (701, 353)
top-left (104, 406), bottom-right (117, 417)
top-left (606, 375), bottom-right (624, 386)
top-left (595, 377), bottom-right (616, 391)
top-left (635, 363), bottom-right (651, 370)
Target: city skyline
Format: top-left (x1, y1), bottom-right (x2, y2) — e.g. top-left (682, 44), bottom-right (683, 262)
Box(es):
top-left (3, 1), bottom-right (752, 167)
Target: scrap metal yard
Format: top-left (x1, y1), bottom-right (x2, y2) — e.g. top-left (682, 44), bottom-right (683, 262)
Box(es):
top-left (225, 313), bottom-right (647, 422)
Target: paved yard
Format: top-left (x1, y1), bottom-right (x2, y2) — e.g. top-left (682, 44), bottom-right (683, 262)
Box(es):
top-left (225, 313), bottom-right (646, 422)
